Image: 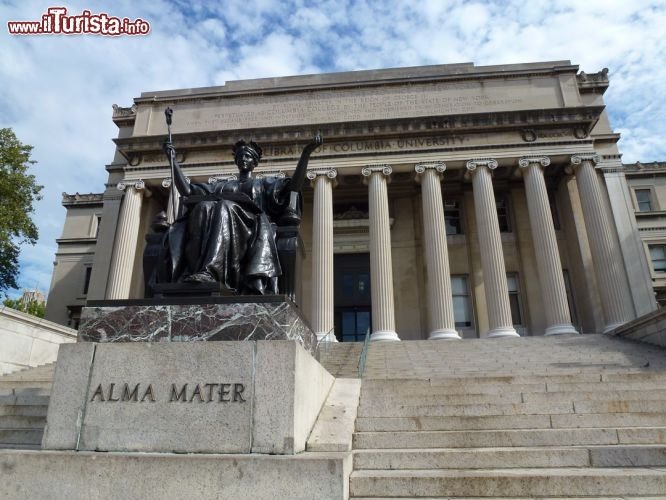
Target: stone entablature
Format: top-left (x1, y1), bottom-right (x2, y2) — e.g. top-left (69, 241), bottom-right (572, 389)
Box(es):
top-left (112, 61), bottom-right (605, 166)
top-left (624, 161), bottom-right (666, 174)
top-left (576, 68), bottom-right (609, 93)
top-left (62, 192), bottom-right (104, 207)
top-left (111, 104), bottom-right (137, 127)
top-left (114, 127), bottom-right (598, 176)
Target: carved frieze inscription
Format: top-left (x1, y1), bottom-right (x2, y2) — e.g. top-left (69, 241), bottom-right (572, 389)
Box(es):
top-left (146, 77), bottom-right (563, 135)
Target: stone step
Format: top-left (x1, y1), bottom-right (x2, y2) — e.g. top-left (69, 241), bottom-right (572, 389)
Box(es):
top-left (0, 394), bottom-right (50, 406)
top-left (349, 497), bottom-right (664, 499)
top-left (353, 444), bottom-right (666, 469)
top-left (318, 342), bottom-right (363, 378)
top-left (0, 416), bottom-right (46, 429)
top-left (552, 412), bottom-right (666, 428)
top-left (356, 411), bottom-right (666, 432)
top-left (359, 388), bottom-right (666, 408)
top-left (358, 397), bottom-right (666, 418)
top-left (357, 400), bottom-right (575, 418)
top-left (349, 467), bottom-right (666, 497)
top-left (574, 399), bottom-right (666, 414)
top-left (361, 382), bottom-right (548, 397)
top-left (0, 443), bottom-right (41, 450)
top-left (0, 405), bottom-right (48, 417)
top-left (0, 387), bottom-right (51, 398)
top-left (362, 372), bottom-right (609, 387)
top-left (361, 376), bottom-right (666, 395)
top-left (546, 380), bottom-right (666, 392)
top-left (0, 363), bottom-right (56, 381)
top-left (0, 381), bottom-right (52, 391)
top-left (360, 392), bottom-right (524, 407)
top-left (356, 414), bottom-right (549, 432)
top-left (524, 388), bottom-right (666, 403)
top-left (353, 427), bottom-right (666, 449)
top-left (0, 429), bottom-right (43, 446)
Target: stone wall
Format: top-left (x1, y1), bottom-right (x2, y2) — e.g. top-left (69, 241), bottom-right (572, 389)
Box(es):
top-left (608, 307), bottom-right (666, 347)
top-left (0, 306), bottom-right (77, 375)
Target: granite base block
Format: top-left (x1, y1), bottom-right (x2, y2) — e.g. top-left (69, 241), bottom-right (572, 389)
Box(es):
top-left (43, 341), bottom-right (334, 455)
top-left (0, 449), bottom-right (352, 500)
top-left (78, 297), bottom-right (317, 356)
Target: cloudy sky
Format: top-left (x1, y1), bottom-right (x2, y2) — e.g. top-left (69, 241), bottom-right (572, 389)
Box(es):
top-left (1, 0), bottom-right (665, 299)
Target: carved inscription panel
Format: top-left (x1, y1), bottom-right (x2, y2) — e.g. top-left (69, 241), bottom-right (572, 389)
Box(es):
top-left (143, 77), bottom-right (569, 135)
top-left (79, 343), bottom-right (254, 453)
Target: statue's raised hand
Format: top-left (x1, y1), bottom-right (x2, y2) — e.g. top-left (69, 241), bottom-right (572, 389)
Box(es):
top-left (163, 140), bottom-right (176, 160)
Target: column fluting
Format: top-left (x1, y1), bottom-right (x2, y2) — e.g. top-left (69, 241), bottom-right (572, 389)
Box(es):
top-left (416, 162), bottom-right (460, 340)
top-left (362, 165), bottom-right (400, 341)
top-left (519, 157), bottom-right (577, 335)
top-left (467, 159), bottom-right (519, 338)
top-left (571, 154), bottom-right (634, 332)
top-left (307, 168), bottom-right (338, 342)
top-left (106, 181), bottom-right (145, 299)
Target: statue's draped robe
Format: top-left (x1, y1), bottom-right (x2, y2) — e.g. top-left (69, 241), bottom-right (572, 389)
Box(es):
top-left (161, 176), bottom-right (293, 294)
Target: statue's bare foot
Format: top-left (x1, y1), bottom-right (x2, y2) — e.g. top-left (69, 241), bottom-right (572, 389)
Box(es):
top-left (183, 271), bottom-right (216, 283)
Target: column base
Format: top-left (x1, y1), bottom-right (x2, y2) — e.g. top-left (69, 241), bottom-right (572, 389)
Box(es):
top-left (545, 324), bottom-right (579, 336)
top-left (370, 330), bottom-right (401, 342)
top-left (602, 321), bottom-right (627, 334)
top-left (316, 331), bottom-right (338, 342)
top-left (428, 328), bottom-right (461, 340)
top-left (487, 326), bottom-right (520, 338)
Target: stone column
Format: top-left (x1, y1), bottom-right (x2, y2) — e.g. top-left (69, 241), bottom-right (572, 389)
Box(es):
top-left (466, 159), bottom-right (519, 338)
top-left (307, 168), bottom-right (338, 342)
top-left (106, 180), bottom-right (146, 299)
top-left (519, 157), bottom-right (578, 336)
top-left (362, 165), bottom-right (400, 341)
top-left (415, 162), bottom-right (460, 340)
top-left (570, 154), bottom-right (634, 332)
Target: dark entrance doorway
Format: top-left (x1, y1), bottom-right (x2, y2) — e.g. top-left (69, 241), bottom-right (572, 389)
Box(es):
top-left (334, 253), bottom-right (371, 342)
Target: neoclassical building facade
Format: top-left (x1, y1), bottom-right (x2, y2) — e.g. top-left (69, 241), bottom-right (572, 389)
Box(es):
top-left (45, 61), bottom-right (658, 340)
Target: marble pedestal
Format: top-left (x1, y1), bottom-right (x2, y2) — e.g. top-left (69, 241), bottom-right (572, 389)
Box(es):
top-left (79, 296), bottom-right (318, 356)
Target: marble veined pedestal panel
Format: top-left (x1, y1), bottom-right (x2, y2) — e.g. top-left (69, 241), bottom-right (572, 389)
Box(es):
top-left (78, 296), bottom-right (317, 355)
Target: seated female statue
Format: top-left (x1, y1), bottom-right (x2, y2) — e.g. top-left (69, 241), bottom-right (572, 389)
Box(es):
top-left (159, 134), bottom-right (322, 294)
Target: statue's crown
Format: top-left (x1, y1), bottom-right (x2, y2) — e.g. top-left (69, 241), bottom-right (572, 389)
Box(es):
top-left (232, 140), bottom-right (262, 161)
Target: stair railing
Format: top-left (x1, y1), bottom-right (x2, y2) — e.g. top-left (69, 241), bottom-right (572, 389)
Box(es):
top-left (357, 327), bottom-right (371, 378)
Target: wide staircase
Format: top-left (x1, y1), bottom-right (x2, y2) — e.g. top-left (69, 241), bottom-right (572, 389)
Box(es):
top-left (4, 335), bottom-right (666, 497)
top-left (0, 363), bottom-right (55, 449)
top-left (346, 334), bottom-right (666, 498)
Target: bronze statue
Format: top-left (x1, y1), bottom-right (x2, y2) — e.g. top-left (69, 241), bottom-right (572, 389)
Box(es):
top-left (157, 118), bottom-right (322, 296)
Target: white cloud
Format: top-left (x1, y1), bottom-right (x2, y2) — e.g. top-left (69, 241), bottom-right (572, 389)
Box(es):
top-left (1, 0), bottom-right (665, 297)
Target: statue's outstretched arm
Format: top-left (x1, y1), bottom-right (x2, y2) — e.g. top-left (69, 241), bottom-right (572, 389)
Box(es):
top-left (290, 133), bottom-right (322, 193)
top-left (164, 141), bottom-right (191, 196)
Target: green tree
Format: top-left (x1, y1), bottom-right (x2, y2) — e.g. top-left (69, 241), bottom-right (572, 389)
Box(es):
top-left (3, 296), bottom-right (46, 318)
top-left (0, 128), bottom-right (43, 292)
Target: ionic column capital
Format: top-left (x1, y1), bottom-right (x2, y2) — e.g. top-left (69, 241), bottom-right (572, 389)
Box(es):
top-left (161, 176), bottom-right (194, 188)
top-left (362, 164), bottom-right (392, 178)
top-left (307, 168), bottom-right (338, 187)
top-left (518, 156), bottom-right (551, 169)
top-left (570, 153), bottom-right (601, 166)
top-left (415, 162), bottom-right (446, 184)
top-left (206, 174), bottom-right (237, 184)
top-left (466, 158), bottom-right (498, 173)
top-left (255, 170), bottom-right (286, 179)
top-left (362, 165), bottom-right (392, 186)
top-left (415, 162), bottom-right (446, 175)
top-left (117, 179), bottom-right (146, 192)
top-left (117, 179), bottom-right (151, 197)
